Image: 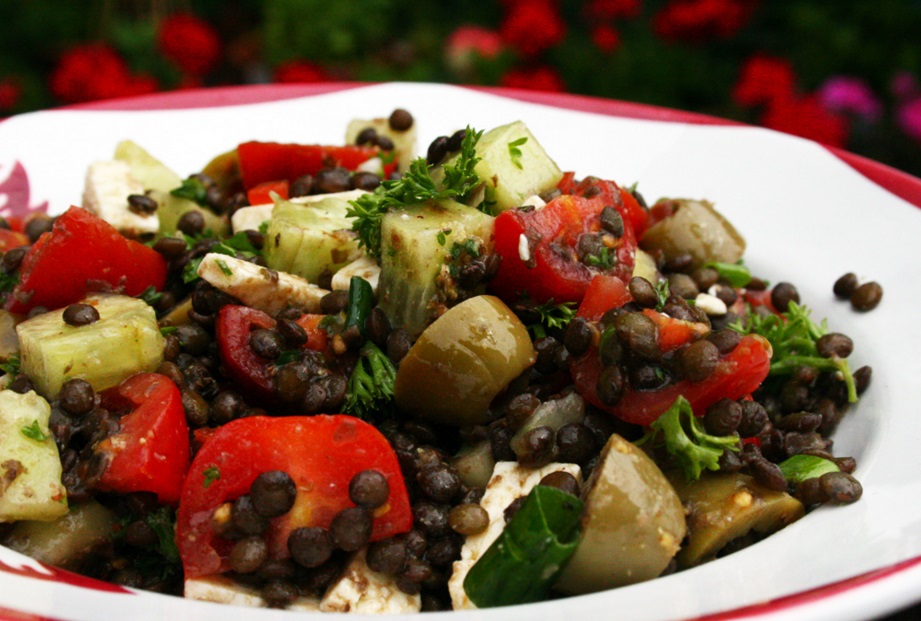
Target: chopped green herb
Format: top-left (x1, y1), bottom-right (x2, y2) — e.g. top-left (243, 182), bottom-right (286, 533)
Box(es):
top-left (0, 354), bottom-right (21, 376)
top-left (436, 229), bottom-right (451, 246)
top-left (258, 220), bottom-right (270, 235)
top-left (0, 271), bottom-right (18, 295)
top-left (159, 326), bottom-right (178, 336)
top-left (170, 177), bottom-right (209, 206)
top-left (215, 258), bottom-right (233, 276)
top-left (138, 285), bottom-right (163, 307)
top-left (584, 247), bottom-right (615, 270)
top-left (203, 465), bottom-right (220, 488)
top-left (730, 302), bottom-right (858, 403)
top-left (20, 419), bottom-right (49, 442)
top-left (348, 127), bottom-right (483, 257)
top-left (344, 341), bottom-right (397, 420)
top-left (450, 238), bottom-right (481, 261)
top-left (778, 454), bottom-right (840, 485)
top-left (182, 257), bottom-right (204, 284)
top-left (507, 136), bottom-right (528, 170)
top-left (145, 505), bottom-right (180, 564)
top-left (527, 300), bottom-right (577, 339)
top-left (705, 261), bottom-right (752, 288)
top-left (275, 349), bottom-right (301, 367)
top-left (655, 278), bottom-right (670, 310)
top-left (638, 395), bottom-right (740, 480)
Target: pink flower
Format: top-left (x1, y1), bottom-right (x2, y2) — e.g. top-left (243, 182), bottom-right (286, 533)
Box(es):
top-left (761, 93), bottom-right (849, 148)
top-left (500, 65), bottom-right (566, 92)
top-left (157, 13), bottom-right (221, 76)
top-left (0, 77), bottom-right (21, 111)
top-left (273, 60), bottom-right (328, 83)
top-left (446, 25), bottom-right (504, 75)
top-left (500, 0), bottom-right (567, 57)
top-left (732, 54), bottom-right (796, 108)
top-left (890, 71), bottom-right (919, 101)
top-left (818, 76), bottom-right (881, 122)
top-left (897, 98), bottom-right (921, 142)
top-left (591, 24), bottom-right (622, 53)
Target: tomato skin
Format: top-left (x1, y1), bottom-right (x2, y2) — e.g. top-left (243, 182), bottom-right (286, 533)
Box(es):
top-left (643, 308), bottom-right (709, 353)
top-left (5, 207), bottom-right (168, 313)
top-left (246, 179), bottom-right (289, 205)
top-left (0, 229), bottom-right (29, 252)
top-left (237, 142), bottom-right (396, 190)
top-left (215, 306), bottom-right (331, 403)
top-left (94, 373), bottom-right (190, 506)
top-left (489, 190), bottom-right (638, 305)
top-left (571, 334), bottom-right (771, 426)
top-left (177, 415), bottom-right (412, 578)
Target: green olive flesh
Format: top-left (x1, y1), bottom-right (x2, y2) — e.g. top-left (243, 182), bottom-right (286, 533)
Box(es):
top-left (640, 199), bottom-right (746, 269)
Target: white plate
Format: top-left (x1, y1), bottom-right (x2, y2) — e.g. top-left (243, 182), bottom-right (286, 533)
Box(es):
top-left (1, 82), bottom-right (920, 621)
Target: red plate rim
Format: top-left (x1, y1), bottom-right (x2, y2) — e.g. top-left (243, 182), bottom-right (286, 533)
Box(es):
top-left (1, 80), bottom-right (919, 621)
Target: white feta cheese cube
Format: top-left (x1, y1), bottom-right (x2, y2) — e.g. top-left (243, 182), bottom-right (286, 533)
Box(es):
top-left (330, 255), bottom-right (381, 294)
top-left (320, 547), bottom-right (421, 614)
top-left (81, 160), bottom-right (158, 238)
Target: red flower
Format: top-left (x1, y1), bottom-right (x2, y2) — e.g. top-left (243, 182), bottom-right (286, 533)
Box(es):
top-left (584, 0), bottom-right (643, 20)
top-left (273, 60), bottom-right (328, 83)
top-left (591, 24), bottom-right (622, 53)
top-left (653, 0), bottom-right (755, 42)
top-left (501, 65), bottom-right (566, 92)
top-left (733, 54), bottom-right (796, 108)
top-left (157, 13), bottom-right (221, 76)
top-left (0, 77), bottom-right (22, 111)
top-left (446, 25), bottom-right (504, 75)
top-left (760, 94), bottom-right (849, 148)
top-left (49, 44), bottom-right (159, 104)
top-left (501, 0), bottom-right (567, 57)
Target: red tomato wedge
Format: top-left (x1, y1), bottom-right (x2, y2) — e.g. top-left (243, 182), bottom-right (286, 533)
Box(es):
top-left (215, 305), bottom-right (330, 404)
top-left (237, 142), bottom-right (397, 190)
top-left (176, 415), bottom-right (412, 578)
top-left (246, 179), bottom-right (290, 205)
top-left (94, 373), bottom-right (190, 506)
top-left (489, 189), bottom-right (639, 305)
top-left (557, 174), bottom-right (649, 238)
top-left (571, 334), bottom-right (772, 426)
top-left (5, 207), bottom-right (168, 313)
top-left (0, 229), bottom-right (29, 252)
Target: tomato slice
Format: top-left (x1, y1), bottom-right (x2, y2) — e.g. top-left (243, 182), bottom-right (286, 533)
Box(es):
top-left (0, 229), bottom-right (29, 252)
top-left (558, 175), bottom-right (649, 238)
top-left (176, 415), bottom-right (412, 578)
top-left (94, 373), bottom-right (190, 506)
top-left (215, 305), bottom-right (330, 403)
top-left (571, 334), bottom-right (771, 426)
top-left (643, 308), bottom-right (709, 353)
top-left (237, 142), bottom-right (397, 190)
top-left (246, 179), bottom-right (289, 205)
top-left (488, 187), bottom-right (639, 305)
top-left (5, 207), bottom-right (168, 313)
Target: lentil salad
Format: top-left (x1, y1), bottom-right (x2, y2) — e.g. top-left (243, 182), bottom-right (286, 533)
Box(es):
top-left (0, 108), bottom-right (871, 612)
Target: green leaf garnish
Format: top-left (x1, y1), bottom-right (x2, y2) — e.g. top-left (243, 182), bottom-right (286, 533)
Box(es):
top-left (638, 395), bottom-right (740, 480)
top-left (777, 454), bottom-right (840, 485)
top-left (347, 127), bottom-right (483, 257)
top-left (730, 302), bottom-right (858, 403)
top-left (527, 300), bottom-right (577, 339)
top-left (344, 341), bottom-right (397, 420)
top-left (507, 136), bottom-right (528, 170)
top-left (584, 246), bottom-right (615, 270)
top-left (170, 177), bottom-right (209, 206)
top-left (203, 465), bottom-right (221, 488)
top-left (705, 261), bottom-right (752, 288)
top-left (20, 419), bottom-right (49, 442)
top-left (0, 354), bottom-right (21, 376)
top-left (138, 285), bottom-right (163, 307)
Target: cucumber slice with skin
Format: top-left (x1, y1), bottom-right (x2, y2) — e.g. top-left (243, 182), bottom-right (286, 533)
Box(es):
top-left (264, 197), bottom-right (362, 283)
top-left (17, 293), bottom-right (164, 399)
top-left (437, 121), bottom-right (563, 214)
top-left (0, 389), bottom-right (67, 522)
top-left (378, 199), bottom-right (495, 335)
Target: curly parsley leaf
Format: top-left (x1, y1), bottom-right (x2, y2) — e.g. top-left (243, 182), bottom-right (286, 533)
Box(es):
top-left (638, 395), bottom-right (740, 480)
top-left (348, 126), bottom-right (483, 257)
top-left (730, 302), bottom-right (857, 403)
top-left (527, 300), bottom-right (577, 340)
top-left (344, 341), bottom-right (397, 420)
top-left (0, 354), bottom-right (20, 376)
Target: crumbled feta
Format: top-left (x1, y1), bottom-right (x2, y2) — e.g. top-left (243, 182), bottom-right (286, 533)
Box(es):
top-left (695, 292), bottom-right (728, 316)
top-left (81, 160), bottom-right (158, 238)
top-left (330, 255), bottom-right (381, 293)
top-left (448, 461), bottom-right (582, 610)
top-left (518, 233), bottom-right (531, 263)
top-left (320, 548), bottom-right (421, 614)
top-left (197, 253), bottom-right (328, 315)
top-left (521, 194), bottom-right (546, 209)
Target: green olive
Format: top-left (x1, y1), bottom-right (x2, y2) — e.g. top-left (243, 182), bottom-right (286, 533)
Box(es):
top-left (640, 199), bottom-right (746, 269)
top-left (554, 434), bottom-right (687, 595)
top-left (4, 500), bottom-right (116, 568)
top-left (200, 148), bottom-right (242, 195)
top-left (0, 310), bottom-right (20, 362)
top-left (394, 295), bottom-right (535, 427)
top-left (631, 248), bottom-right (659, 283)
top-left (668, 472), bottom-right (805, 567)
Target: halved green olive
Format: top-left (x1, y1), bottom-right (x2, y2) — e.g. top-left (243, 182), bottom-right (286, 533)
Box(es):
top-left (394, 295), bottom-right (535, 427)
top-left (554, 434), bottom-right (687, 595)
top-left (668, 472), bottom-right (805, 567)
top-left (640, 199), bottom-right (746, 269)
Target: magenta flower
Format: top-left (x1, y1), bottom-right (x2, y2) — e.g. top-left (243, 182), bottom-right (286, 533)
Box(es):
top-left (818, 76), bottom-right (882, 122)
top-left (897, 97), bottom-right (921, 141)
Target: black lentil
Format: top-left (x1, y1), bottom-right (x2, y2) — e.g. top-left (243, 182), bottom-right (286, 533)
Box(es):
top-left (250, 470), bottom-right (297, 518)
top-left (231, 495), bottom-right (269, 535)
top-left (819, 471), bottom-right (863, 504)
top-left (315, 167), bottom-right (352, 194)
top-left (833, 272), bottom-right (859, 299)
top-left (771, 282), bottom-right (800, 312)
top-left (349, 469), bottom-right (390, 508)
top-left (539, 470), bottom-right (581, 496)
top-left (290, 174), bottom-right (316, 197)
top-left (288, 527), bottom-right (334, 568)
top-left (628, 277), bottom-right (659, 309)
top-left (851, 281), bottom-right (883, 311)
top-left (426, 136), bottom-right (449, 165)
top-left (59, 378), bottom-right (96, 417)
top-left (389, 109), bottom-right (414, 131)
top-left (229, 536), bottom-right (268, 574)
top-left (24, 213), bottom-right (54, 242)
top-left (704, 398), bottom-right (742, 435)
top-left (330, 506), bottom-right (373, 551)
top-left (678, 340), bottom-right (719, 382)
top-left (63, 303), bottom-right (100, 326)
top-left (127, 193), bottom-right (158, 215)
top-left (556, 423), bottom-right (596, 464)
top-left (176, 210), bottom-right (205, 236)
top-left (448, 504), bottom-right (488, 536)
top-left (816, 333), bottom-right (854, 358)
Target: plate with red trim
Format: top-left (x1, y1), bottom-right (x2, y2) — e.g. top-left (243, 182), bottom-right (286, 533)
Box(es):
top-left (1, 82), bottom-right (921, 621)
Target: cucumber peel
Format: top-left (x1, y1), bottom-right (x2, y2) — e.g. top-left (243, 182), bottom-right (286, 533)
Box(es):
top-left (463, 485), bottom-right (583, 608)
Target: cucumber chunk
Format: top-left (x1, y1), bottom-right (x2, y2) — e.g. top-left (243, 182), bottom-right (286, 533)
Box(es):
top-left (378, 199), bottom-right (495, 335)
top-left (17, 293), bottom-right (164, 399)
top-left (345, 116), bottom-right (417, 173)
top-left (4, 500), bottom-right (116, 566)
top-left (439, 121), bottom-right (562, 214)
top-left (264, 197), bottom-right (362, 283)
top-left (114, 140), bottom-right (228, 236)
top-left (0, 389), bottom-right (67, 522)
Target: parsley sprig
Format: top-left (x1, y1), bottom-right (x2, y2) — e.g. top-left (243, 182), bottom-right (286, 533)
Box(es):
top-left (731, 302), bottom-right (858, 404)
top-left (638, 395), bottom-right (740, 480)
top-left (527, 300), bottom-right (577, 339)
top-left (181, 230), bottom-right (263, 284)
top-left (348, 127), bottom-right (483, 258)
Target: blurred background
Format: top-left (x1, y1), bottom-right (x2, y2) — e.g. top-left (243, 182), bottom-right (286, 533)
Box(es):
top-left (2, 0), bottom-right (921, 177)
